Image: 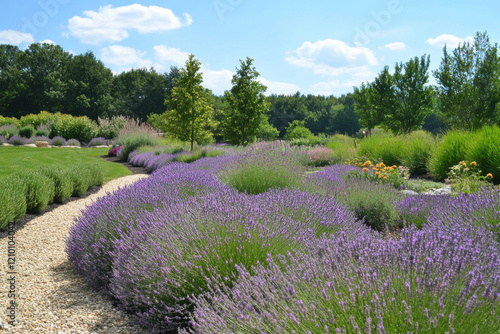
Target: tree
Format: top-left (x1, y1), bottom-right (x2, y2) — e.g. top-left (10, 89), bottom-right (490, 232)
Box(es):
top-left (353, 82), bottom-right (382, 135)
top-left (284, 120), bottom-right (313, 140)
top-left (433, 31), bottom-right (500, 130)
top-left (0, 45), bottom-right (25, 117)
top-left (388, 55), bottom-right (434, 134)
top-left (162, 54), bottom-right (215, 151)
top-left (222, 57), bottom-right (271, 145)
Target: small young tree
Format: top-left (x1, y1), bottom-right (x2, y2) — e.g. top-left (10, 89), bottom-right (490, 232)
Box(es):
top-left (353, 82), bottom-right (382, 135)
top-left (162, 54), bottom-right (215, 151)
top-left (222, 57), bottom-right (271, 145)
top-left (284, 120), bottom-right (313, 140)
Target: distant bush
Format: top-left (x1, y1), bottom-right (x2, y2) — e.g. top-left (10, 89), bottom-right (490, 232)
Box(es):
top-left (399, 130), bottom-right (436, 175)
top-left (0, 176), bottom-right (27, 229)
top-left (35, 125), bottom-right (50, 137)
top-left (48, 113), bottom-right (98, 143)
top-left (39, 167), bottom-right (74, 204)
top-left (7, 135), bottom-right (27, 146)
top-left (358, 132), bottom-right (403, 167)
top-left (284, 120), bottom-right (313, 141)
top-left (0, 125), bottom-right (19, 139)
top-left (88, 137), bottom-right (108, 147)
top-left (19, 111), bottom-right (56, 128)
top-left (50, 136), bottom-right (66, 147)
top-left (97, 115), bottom-right (129, 139)
top-left (19, 125), bottom-right (36, 138)
top-left (0, 115), bottom-right (20, 128)
top-left (466, 125), bottom-right (500, 184)
top-left (428, 130), bottom-right (471, 180)
top-left (256, 121), bottom-right (279, 142)
top-left (325, 134), bottom-right (357, 162)
top-left (306, 147), bottom-right (337, 167)
top-left (16, 171), bottom-right (55, 213)
top-left (28, 135), bottom-right (51, 144)
top-left (65, 139), bottom-right (81, 147)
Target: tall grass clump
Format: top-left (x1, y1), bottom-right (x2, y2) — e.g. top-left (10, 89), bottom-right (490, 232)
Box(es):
top-left (399, 130), bottom-right (436, 175)
top-left (38, 167), bottom-right (74, 203)
top-left (0, 176), bottom-right (27, 229)
top-left (16, 171), bottom-right (55, 213)
top-left (220, 142), bottom-right (306, 194)
top-left (357, 132), bottom-right (403, 167)
top-left (325, 134), bottom-right (357, 162)
top-left (465, 125), bottom-right (500, 184)
top-left (428, 130), bottom-right (472, 180)
top-left (119, 134), bottom-right (161, 161)
top-left (185, 224), bottom-right (500, 334)
top-left (0, 124), bottom-right (19, 139)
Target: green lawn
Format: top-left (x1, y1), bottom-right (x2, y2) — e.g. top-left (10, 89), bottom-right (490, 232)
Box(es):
top-left (0, 146), bottom-right (131, 182)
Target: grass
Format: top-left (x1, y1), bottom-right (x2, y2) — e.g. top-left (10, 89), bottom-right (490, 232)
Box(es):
top-left (0, 146), bottom-right (131, 182)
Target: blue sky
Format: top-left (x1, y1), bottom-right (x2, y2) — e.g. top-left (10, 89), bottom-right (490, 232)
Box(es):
top-left (1, 0), bottom-right (499, 96)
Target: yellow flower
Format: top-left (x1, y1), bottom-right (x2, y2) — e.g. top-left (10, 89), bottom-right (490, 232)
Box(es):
top-left (470, 161), bottom-right (477, 167)
top-left (378, 174), bottom-right (383, 178)
top-left (459, 160), bottom-right (465, 165)
top-left (486, 173), bottom-right (493, 180)
top-left (362, 167), bottom-right (369, 172)
top-left (383, 176), bottom-right (388, 180)
top-left (392, 165), bottom-right (397, 169)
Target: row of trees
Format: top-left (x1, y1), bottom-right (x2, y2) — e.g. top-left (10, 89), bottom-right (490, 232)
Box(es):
top-left (354, 32), bottom-right (500, 133)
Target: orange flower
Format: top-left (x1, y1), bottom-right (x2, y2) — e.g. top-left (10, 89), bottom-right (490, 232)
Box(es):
top-left (362, 167), bottom-right (369, 172)
top-left (470, 161), bottom-right (477, 167)
top-left (486, 173), bottom-right (493, 180)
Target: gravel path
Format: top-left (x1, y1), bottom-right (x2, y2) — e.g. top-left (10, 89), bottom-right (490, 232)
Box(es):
top-left (1, 174), bottom-right (148, 333)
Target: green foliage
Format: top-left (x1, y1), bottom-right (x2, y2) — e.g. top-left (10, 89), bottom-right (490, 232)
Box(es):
top-left (222, 57), bottom-right (271, 145)
top-left (39, 167), bottom-right (74, 203)
top-left (19, 110), bottom-right (57, 128)
top-left (49, 113), bottom-right (98, 143)
top-left (86, 163), bottom-right (104, 188)
top-left (428, 130), bottom-right (472, 180)
top-left (357, 132), bottom-right (403, 167)
top-left (35, 125), bottom-right (50, 137)
top-left (284, 120), bottom-right (313, 140)
top-left (68, 166), bottom-right (91, 197)
top-left (221, 144), bottom-right (305, 195)
top-left (0, 175), bottom-right (27, 229)
top-left (119, 134), bottom-right (161, 161)
top-left (161, 55), bottom-right (216, 151)
top-left (347, 162), bottom-right (409, 190)
top-left (446, 161), bottom-right (494, 195)
top-left (255, 119), bottom-right (279, 142)
top-left (16, 171), bottom-right (55, 213)
top-left (399, 130), bottom-right (437, 175)
top-left (465, 125), bottom-right (500, 184)
top-left (0, 124), bottom-right (18, 138)
top-left (353, 82), bottom-right (381, 133)
top-left (97, 115), bottom-right (128, 139)
top-left (0, 115), bottom-right (20, 127)
top-left (433, 32), bottom-right (500, 130)
top-left (174, 149), bottom-right (225, 164)
top-left (341, 185), bottom-right (399, 230)
top-left (325, 135), bottom-right (357, 162)
top-left (19, 125), bottom-right (35, 138)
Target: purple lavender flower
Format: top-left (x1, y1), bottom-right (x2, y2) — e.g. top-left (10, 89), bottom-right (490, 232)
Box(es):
top-left (7, 135), bottom-right (28, 146)
top-left (87, 137), bottom-right (108, 147)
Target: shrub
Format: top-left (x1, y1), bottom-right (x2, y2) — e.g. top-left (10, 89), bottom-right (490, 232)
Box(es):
top-left (19, 111), bottom-right (56, 128)
top-left (48, 113), bottom-right (98, 143)
top-left (220, 143), bottom-right (306, 195)
top-left (0, 135), bottom-right (6, 144)
top-left (87, 137), bottom-right (108, 147)
top-left (428, 130), bottom-right (471, 180)
top-left (357, 131), bottom-right (403, 167)
top-left (35, 124), bottom-right (50, 137)
top-left (325, 134), bottom-right (357, 162)
top-left (18, 125), bottom-right (36, 138)
top-left (256, 122), bottom-right (279, 141)
top-left (67, 167), bottom-right (91, 197)
top-left (7, 135), bottom-right (27, 146)
top-left (0, 115), bottom-right (20, 128)
top-left (399, 130), bottom-right (436, 175)
top-left (108, 145), bottom-right (123, 157)
top-left (65, 139), bottom-right (81, 147)
top-left (97, 115), bottom-right (128, 140)
top-left (0, 125), bottom-right (19, 139)
top-left (16, 171), bottom-right (55, 213)
top-left (306, 147), bottom-right (337, 167)
top-left (284, 120), bottom-right (313, 140)
top-left (86, 163), bottom-right (104, 188)
top-left (50, 136), bottom-right (66, 147)
top-left (466, 125), bottom-right (500, 184)
top-left (0, 176), bottom-right (27, 229)
top-left (119, 134), bottom-right (161, 161)
top-left (38, 167), bottom-right (74, 203)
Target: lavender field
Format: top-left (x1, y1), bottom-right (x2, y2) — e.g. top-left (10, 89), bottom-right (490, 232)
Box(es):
top-left (66, 144), bottom-right (500, 333)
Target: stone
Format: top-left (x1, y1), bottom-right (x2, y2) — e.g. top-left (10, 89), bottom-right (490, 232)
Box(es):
top-left (401, 189), bottom-right (419, 196)
top-left (35, 141), bottom-right (49, 147)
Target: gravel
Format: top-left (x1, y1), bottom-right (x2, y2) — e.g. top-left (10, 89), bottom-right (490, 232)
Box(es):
top-left (1, 174), bottom-right (148, 333)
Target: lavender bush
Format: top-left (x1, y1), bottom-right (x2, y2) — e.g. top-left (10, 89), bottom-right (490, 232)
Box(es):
top-left (65, 138), bottom-right (81, 147)
top-left (87, 137), bottom-right (108, 147)
top-left (185, 224), bottom-right (500, 333)
top-left (28, 135), bottom-right (51, 144)
top-left (7, 135), bottom-right (28, 146)
top-left (50, 136), bottom-right (66, 147)
top-left (0, 135), bottom-right (6, 144)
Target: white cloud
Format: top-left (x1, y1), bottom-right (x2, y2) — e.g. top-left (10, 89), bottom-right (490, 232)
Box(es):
top-left (40, 39), bottom-right (55, 45)
top-left (0, 30), bottom-right (34, 45)
top-left (100, 45), bottom-right (152, 68)
top-left (384, 42), bottom-right (406, 51)
top-left (154, 45), bottom-right (190, 67)
top-left (310, 69), bottom-right (377, 96)
top-left (258, 78), bottom-right (301, 95)
top-left (285, 39), bottom-right (378, 76)
top-left (67, 4), bottom-right (192, 44)
top-left (426, 34), bottom-right (474, 49)
top-left (201, 67), bottom-right (233, 95)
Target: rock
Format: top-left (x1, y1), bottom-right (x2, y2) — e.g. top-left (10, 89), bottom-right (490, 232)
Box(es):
top-left (2, 143), bottom-right (12, 146)
top-left (401, 189), bottom-right (419, 196)
top-left (24, 144), bottom-right (37, 147)
top-left (35, 141), bottom-right (49, 147)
